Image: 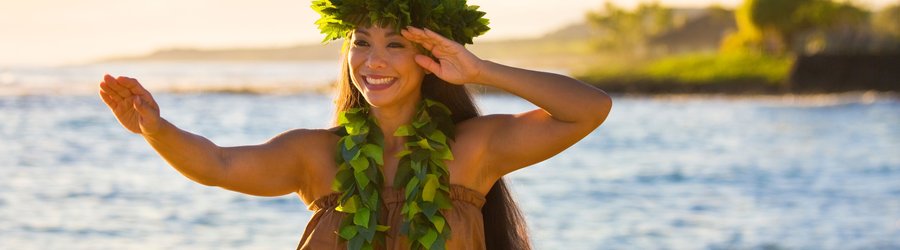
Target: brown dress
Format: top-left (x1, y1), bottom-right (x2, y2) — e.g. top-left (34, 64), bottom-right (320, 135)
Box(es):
top-left (297, 184), bottom-right (487, 250)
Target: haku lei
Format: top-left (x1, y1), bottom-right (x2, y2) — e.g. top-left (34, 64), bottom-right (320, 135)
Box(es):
top-left (333, 99), bottom-right (456, 250)
top-left (311, 0), bottom-right (490, 45)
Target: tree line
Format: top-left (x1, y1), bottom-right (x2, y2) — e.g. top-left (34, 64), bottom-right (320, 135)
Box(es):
top-left (586, 0), bottom-right (900, 56)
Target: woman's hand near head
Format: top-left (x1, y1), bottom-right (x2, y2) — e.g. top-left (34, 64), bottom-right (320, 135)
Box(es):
top-left (402, 30), bottom-right (613, 180)
top-left (401, 27), bottom-right (486, 85)
top-left (99, 74), bottom-right (161, 135)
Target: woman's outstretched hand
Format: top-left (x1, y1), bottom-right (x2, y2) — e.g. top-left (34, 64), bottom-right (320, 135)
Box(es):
top-left (401, 26), bottom-right (486, 85)
top-left (98, 74), bottom-right (162, 135)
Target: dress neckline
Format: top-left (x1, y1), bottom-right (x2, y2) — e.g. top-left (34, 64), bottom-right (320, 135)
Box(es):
top-left (307, 184), bottom-right (486, 211)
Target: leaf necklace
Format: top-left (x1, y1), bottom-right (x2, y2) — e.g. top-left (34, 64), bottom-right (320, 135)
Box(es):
top-left (334, 98), bottom-right (455, 250)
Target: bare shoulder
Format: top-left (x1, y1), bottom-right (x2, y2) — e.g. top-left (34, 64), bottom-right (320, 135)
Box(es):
top-left (455, 114), bottom-right (510, 134)
top-left (270, 128), bottom-right (338, 145)
top-left (449, 115), bottom-right (512, 192)
top-left (268, 128), bottom-right (341, 201)
top-left (267, 128), bottom-right (339, 163)
top-left (453, 114), bottom-right (511, 149)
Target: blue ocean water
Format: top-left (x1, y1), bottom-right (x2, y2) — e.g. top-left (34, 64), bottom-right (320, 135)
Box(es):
top-left (1, 62), bottom-right (899, 249)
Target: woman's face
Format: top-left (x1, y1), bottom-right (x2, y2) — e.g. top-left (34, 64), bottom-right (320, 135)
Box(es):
top-left (348, 25), bottom-right (427, 108)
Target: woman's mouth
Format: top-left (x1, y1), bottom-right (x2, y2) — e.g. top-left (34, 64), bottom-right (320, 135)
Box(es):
top-left (364, 76), bottom-right (397, 91)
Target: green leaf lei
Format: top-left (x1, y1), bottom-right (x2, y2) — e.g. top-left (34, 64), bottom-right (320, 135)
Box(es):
top-left (334, 99), bottom-right (456, 250)
top-left (311, 0), bottom-right (490, 45)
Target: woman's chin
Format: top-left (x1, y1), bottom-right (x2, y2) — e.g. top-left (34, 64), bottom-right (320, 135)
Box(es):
top-left (362, 90), bottom-right (420, 108)
top-left (361, 93), bottom-right (394, 108)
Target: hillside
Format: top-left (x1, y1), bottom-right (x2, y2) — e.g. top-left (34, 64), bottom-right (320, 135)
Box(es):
top-left (99, 22), bottom-right (599, 70)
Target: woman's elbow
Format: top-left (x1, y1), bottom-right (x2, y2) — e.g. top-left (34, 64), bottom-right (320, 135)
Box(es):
top-left (588, 90), bottom-right (612, 126)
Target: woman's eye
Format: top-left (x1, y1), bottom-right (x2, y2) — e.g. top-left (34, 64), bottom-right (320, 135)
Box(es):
top-left (353, 40), bottom-right (369, 47)
top-left (388, 42), bottom-right (405, 48)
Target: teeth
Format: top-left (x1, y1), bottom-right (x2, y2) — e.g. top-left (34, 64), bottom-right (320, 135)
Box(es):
top-left (366, 77), bottom-right (395, 85)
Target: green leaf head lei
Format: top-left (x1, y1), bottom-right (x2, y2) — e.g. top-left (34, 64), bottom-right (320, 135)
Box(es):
top-left (311, 0), bottom-right (491, 45)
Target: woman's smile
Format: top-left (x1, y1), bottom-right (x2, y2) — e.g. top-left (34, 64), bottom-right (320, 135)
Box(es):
top-left (363, 74), bottom-right (398, 91)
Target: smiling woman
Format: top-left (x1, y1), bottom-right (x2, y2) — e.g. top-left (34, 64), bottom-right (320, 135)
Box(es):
top-left (97, 0), bottom-right (612, 249)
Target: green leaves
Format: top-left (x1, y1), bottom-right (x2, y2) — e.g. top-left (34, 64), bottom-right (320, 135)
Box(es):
top-left (360, 144), bottom-right (383, 165)
top-left (333, 106), bottom-right (387, 250)
top-left (418, 229), bottom-right (438, 248)
top-left (354, 170), bottom-right (371, 189)
top-left (422, 174), bottom-right (439, 202)
top-left (395, 100), bottom-right (456, 250)
top-left (429, 216), bottom-right (446, 233)
top-left (339, 224), bottom-right (358, 240)
top-left (336, 195), bottom-right (359, 213)
top-left (354, 208), bottom-right (371, 226)
top-left (333, 99), bottom-right (456, 250)
top-left (394, 125), bottom-right (416, 136)
top-left (311, 0), bottom-right (490, 45)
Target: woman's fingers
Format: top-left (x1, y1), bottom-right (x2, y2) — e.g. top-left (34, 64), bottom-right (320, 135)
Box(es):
top-left (414, 55), bottom-right (441, 75)
top-left (117, 76), bottom-right (158, 109)
top-left (117, 76), bottom-right (145, 95)
top-left (99, 82), bottom-right (124, 102)
top-left (105, 75), bottom-right (134, 99)
top-left (405, 27), bottom-right (456, 48)
top-left (100, 74), bottom-right (159, 110)
top-left (100, 77), bottom-right (126, 101)
top-left (98, 89), bottom-right (119, 109)
top-left (402, 27), bottom-right (440, 50)
top-left (421, 28), bottom-right (455, 45)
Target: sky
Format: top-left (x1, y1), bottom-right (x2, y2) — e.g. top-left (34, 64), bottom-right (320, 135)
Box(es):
top-left (0, 0), bottom-right (894, 66)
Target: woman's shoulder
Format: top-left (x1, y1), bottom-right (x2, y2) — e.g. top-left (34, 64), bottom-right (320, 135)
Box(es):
top-left (274, 127), bottom-right (339, 139)
top-left (267, 128), bottom-right (341, 151)
top-left (455, 114), bottom-right (511, 136)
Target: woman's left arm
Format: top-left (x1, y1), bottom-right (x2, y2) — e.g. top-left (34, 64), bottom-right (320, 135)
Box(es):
top-left (402, 27), bottom-right (613, 177)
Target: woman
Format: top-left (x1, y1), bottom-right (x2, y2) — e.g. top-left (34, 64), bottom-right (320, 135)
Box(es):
top-left (99, 1), bottom-right (611, 249)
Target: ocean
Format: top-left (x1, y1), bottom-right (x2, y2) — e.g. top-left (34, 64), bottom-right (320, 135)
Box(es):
top-left (1, 62), bottom-right (898, 249)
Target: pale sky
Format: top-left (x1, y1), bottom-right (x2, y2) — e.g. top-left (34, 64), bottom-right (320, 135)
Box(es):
top-left (0, 0), bottom-right (894, 66)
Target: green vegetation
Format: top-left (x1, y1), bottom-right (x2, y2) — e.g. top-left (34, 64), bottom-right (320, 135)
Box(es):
top-left (642, 52), bottom-right (790, 84)
top-left (586, 2), bottom-right (674, 54)
top-left (726, 0), bottom-right (869, 54)
top-left (577, 0), bottom-right (898, 93)
top-left (873, 4), bottom-right (900, 39)
top-left (578, 51), bottom-right (793, 87)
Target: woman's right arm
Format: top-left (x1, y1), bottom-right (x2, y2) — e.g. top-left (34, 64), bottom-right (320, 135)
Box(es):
top-left (99, 74), bottom-right (313, 197)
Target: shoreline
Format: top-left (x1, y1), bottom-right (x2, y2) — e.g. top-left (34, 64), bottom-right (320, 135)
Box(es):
top-left (2, 81), bottom-right (897, 100)
top-left (607, 91), bottom-right (899, 105)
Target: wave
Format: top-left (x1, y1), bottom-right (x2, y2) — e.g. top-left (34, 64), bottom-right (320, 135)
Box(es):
top-left (638, 91), bottom-right (899, 106)
top-left (0, 81), bottom-right (337, 96)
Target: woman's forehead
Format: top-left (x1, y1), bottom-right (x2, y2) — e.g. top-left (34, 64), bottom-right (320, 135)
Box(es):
top-left (354, 25), bottom-right (401, 37)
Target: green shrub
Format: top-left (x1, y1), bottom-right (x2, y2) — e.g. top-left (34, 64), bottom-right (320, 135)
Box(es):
top-left (578, 51), bottom-right (793, 85)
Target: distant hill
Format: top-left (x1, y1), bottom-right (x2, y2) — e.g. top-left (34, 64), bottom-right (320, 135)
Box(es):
top-left (100, 8), bottom-right (735, 71)
top-left (99, 22), bottom-right (598, 65)
top-left (100, 43), bottom-right (345, 62)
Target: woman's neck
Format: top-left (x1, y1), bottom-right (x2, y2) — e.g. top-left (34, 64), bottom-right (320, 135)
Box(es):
top-left (370, 99), bottom-right (420, 150)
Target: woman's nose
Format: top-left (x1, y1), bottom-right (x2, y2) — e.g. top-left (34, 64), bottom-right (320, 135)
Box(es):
top-left (366, 50), bottom-right (387, 69)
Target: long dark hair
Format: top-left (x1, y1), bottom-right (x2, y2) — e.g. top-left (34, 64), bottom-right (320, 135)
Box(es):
top-left (332, 40), bottom-right (531, 249)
